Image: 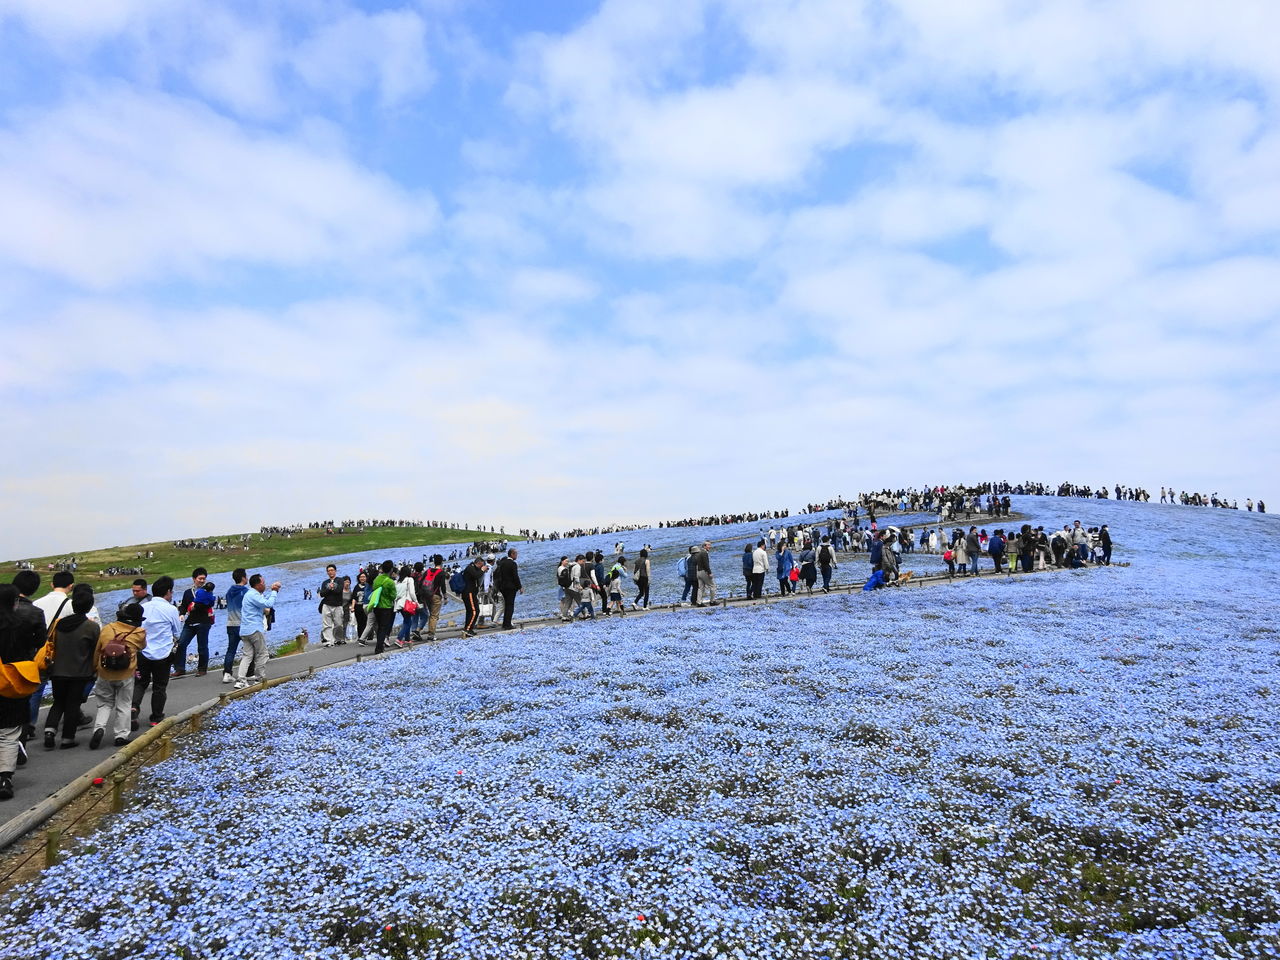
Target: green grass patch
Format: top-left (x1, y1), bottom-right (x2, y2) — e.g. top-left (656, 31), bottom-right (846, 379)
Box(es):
top-left (7, 526), bottom-right (514, 593)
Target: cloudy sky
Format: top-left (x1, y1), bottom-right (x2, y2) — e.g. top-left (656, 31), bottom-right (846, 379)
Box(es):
top-left (2, 0), bottom-right (1277, 558)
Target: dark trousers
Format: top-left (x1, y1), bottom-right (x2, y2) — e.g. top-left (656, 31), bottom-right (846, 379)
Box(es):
top-left (1102, 546), bottom-right (1112, 565)
top-left (175, 622), bottom-right (211, 673)
top-left (634, 577), bottom-right (650, 607)
top-left (749, 572), bottom-right (765, 598)
top-left (221, 625), bottom-right (241, 675)
top-left (463, 592), bottom-right (480, 632)
top-left (819, 565), bottom-right (833, 590)
top-left (500, 590), bottom-right (516, 629)
top-left (992, 553), bottom-right (1005, 573)
top-left (353, 606), bottom-right (367, 638)
top-left (46, 676), bottom-right (91, 740)
top-left (132, 654), bottom-right (172, 722)
top-left (373, 608), bottom-right (395, 654)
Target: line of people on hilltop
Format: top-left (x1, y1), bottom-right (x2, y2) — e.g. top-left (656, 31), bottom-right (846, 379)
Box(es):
top-left (659, 510), bottom-right (791, 528)
top-left (1159, 488), bottom-right (1265, 511)
top-left (0, 566), bottom-right (286, 802)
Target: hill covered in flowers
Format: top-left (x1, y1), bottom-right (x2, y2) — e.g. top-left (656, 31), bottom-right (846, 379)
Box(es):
top-left (5, 498), bottom-right (1279, 959)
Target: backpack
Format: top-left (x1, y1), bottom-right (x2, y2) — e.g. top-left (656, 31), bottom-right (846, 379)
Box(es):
top-left (449, 570), bottom-right (467, 593)
top-left (677, 556), bottom-right (689, 579)
top-left (557, 565), bottom-right (571, 589)
top-left (100, 639), bottom-right (131, 672)
top-left (818, 545), bottom-right (832, 565)
top-left (415, 573), bottom-right (431, 603)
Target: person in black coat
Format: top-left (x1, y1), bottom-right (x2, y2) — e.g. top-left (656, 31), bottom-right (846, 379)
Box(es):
top-left (493, 549), bottom-right (523, 630)
top-left (2, 579), bottom-right (47, 800)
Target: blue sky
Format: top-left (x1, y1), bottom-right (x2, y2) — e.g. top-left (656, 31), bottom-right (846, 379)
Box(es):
top-left (1, 0), bottom-right (1277, 558)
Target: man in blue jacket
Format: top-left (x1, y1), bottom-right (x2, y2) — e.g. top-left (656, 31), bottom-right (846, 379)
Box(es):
top-left (221, 569), bottom-right (249, 684)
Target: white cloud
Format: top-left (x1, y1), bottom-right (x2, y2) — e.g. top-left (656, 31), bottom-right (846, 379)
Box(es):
top-left (291, 7), bottom-right (434, 106)
top-left (0, 88), bottom-right (437, 288)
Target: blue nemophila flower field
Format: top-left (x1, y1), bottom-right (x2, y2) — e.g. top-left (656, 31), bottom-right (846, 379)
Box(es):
top-left (6, 498), bottom-right (1279, 959)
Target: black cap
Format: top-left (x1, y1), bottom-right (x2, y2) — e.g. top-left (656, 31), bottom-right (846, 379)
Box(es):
top-left (119, 603), bottom-right (144, 626)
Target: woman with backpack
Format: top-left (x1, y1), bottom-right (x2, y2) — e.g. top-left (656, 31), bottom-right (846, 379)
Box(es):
top-left (89, 603), bottom-right (147, 749)
top-left (798, 541), bottom-right (818, 594)
top-left (817, 536), bottom-right (836, 592)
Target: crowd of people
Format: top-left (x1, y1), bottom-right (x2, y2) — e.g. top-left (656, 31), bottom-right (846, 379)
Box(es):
top-left (0, 479), bottom-right (1267, 806)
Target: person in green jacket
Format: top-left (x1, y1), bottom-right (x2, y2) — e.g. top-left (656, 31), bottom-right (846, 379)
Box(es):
top-left (370, 560), bottom-right (398, 654)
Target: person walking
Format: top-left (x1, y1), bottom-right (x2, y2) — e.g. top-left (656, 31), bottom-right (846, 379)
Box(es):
top-left (370, 561), bottom-right (398, 654)
top-left (741, 544), bottom-right (754, 596)
top-left (1099, 525), bottom-right (1113, 565)
top-left (817, 536), bottom-right (836, 592)
top-left (461, 556), bottom-right (486, 637)
top-left (131, 576), bottom-right (181, 729)
top-left (679, 547), bottom-right (698, 605)
top-left (43, 588), bottom-right (100, 750)
top-left (421, 556), bottom-right (449, 641)
top-left (394, 565), bottom-right (416, 647)
top-left (317, 565), bottom-right (345, 647)
top-left (798, 540), bottom-right (818, 594)
top-left (221, 569), bottom-right (248, 683)
top-left (965, 527), bottom-right (982, 576)
top-left (775, 541), bottom-right (794, 595)
top-left (235, 575), bottom-right (280, 689)
top-left (89, 603), bottom-right (147, 749)
top-left (1, 583), bottom-right (47, 802)
top-left (494, 549), bottom-right (523, 630)
top-left (633, 550), bottom-right (651, 609)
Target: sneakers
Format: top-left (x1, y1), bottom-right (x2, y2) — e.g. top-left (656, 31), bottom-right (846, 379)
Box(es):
top-left (130, 718), bottom-right (140, 732)
top-left (114, 736), bottom-right (128, 747)
top-left (234, 679), bottom-right (248, 689)
top-left (43, 729), bottom-right (55, 751)
top-left (221, 672), bottom-right (233, 684)
top-left (59, 739), bottom-right (78, 749)
top-left (77, 712), bottom-right (94, 728)
top-left (90, 729), bottom-right (105, 750)
top-left (394, 638), bottom-right (408, 648)
top-left (15, 742), bottom-right (27, 767)
top-left (0, 775), bottom-right (12, 801)
top-left (196, 669), bottom-right (207, 677)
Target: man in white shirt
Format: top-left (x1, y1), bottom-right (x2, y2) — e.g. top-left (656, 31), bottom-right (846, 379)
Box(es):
top-left (131, 576), bottom-right (181, 729)
top-left (750, 540), bottom-right (769, 599)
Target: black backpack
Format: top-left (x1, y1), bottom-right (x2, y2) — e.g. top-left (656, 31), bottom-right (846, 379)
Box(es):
top-left (557, 565), bottom-right (571, 588)
top-left (818, 545), bottom-right (832, 564)
top-left (414, 574), bottom-right (431, 603)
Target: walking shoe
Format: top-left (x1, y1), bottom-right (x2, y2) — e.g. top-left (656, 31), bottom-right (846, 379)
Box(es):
top-left (90, 729), bottom-right (105, 750)
top-left (59, 739), bottom-right (78, 749)
top-left (172, 668), bottom-right (186, 678)
top-left (222, 672), bottom-right (233, 684)
top-left (394, 638), bottom-right (408, 648)
top-left (234, 680), bottom-right (248, 689)
top-left (114, 737), bottom-right (128, 746)
top-left (130, 719), bottom-right (140, 732)
top-left (0, 775), bottom-right (12, 801)
top-left (15, 741), bottom-right (27, 766)
top-left (196, 669), bottom-right (208, 677)
top-left (43, 729), bottom-right (55, 750)
top-left (78, 712), bottom-right (94, 728)
top-left (425, 634), bottom-right (436, 642)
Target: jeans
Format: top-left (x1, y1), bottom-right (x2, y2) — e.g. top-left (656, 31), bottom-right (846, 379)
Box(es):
top-left (681, 576), bottom-right (695, 603)
top-left (397, 610), bottom-right (414, 641)
top-left (175, 622), bottom-right (211, 672)
top-left (573, 595), bottom-right (595, 619)
top-left (132, 653), bottom-right (173, 723)
top-left (819, 565), bottom-right (833, 590)
top-left (46, 676), bottom-right (92, 741)
top-left (222, 625), bottom-right (242, 675)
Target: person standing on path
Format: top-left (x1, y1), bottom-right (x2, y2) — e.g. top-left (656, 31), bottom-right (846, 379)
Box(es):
top-left (174, 567), bottom-right (212, 676)
top-left (221, 569), bottom-right (248, 683)
top-left (235, 575), bottom-right (279, 689)
top-left (750, 540), bottom-right (768, 599)
top-left (1099, 525), bottom-right (1113, 565)
top-left (494, 548), bottom-right (523, 630)
top-left (317, 565), bottom-right (345, 647)
top-left (775, 541), bottom-right (794, 595)
top-left (350, 571), bottom-right (371, 644)
top-left (132, 576), bottom-right (180, 729)
top-left (89, 603), bottom-right (147, 749)
top-left (965, 527), bottom-right (982, 576)
top-left (817, 536), bottom-right (836, 592)
top-left (696, 541), bottom-right (716, 606)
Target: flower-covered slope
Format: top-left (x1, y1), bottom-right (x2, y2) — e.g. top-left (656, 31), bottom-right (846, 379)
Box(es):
top-left (6, 500), bottom-right (1279, 960)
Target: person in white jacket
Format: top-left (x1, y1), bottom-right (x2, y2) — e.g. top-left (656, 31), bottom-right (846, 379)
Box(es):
top-left (749, 541), bottom-right (769, 599)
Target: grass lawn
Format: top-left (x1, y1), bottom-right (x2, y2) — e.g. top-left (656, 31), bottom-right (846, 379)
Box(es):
top-left (5, 526), bottom-right (512, 593)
